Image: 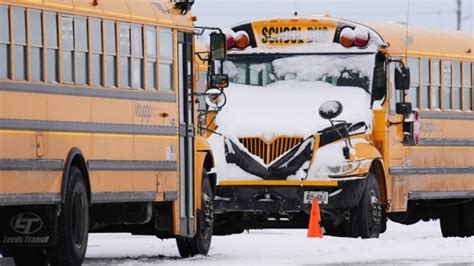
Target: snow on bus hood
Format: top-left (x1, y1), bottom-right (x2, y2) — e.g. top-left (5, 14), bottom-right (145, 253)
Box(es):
top-left (213, 80), bottom-right (373, 138)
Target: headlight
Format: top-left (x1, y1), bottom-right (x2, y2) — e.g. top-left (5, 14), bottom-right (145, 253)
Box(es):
top-left (327, 160), bottom-right (371, 178)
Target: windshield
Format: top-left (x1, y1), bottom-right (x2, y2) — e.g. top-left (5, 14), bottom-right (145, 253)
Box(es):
top-left (224, 54), bottom-right (376, 93)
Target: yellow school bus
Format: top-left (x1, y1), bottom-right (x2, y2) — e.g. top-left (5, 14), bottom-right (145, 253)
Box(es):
top-left (0, 0), bottom-right (228, 264)
top-left (208, 16), bottom-right (474, 238)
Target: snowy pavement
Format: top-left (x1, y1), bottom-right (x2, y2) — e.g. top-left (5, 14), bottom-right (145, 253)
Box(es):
top-left (83, 221), bottom-right (473, 265)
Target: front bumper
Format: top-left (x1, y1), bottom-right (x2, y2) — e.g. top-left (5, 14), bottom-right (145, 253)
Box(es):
top-left (214, 178), bottom-right (367, 213)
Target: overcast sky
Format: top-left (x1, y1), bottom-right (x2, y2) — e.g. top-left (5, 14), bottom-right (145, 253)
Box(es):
top-left (193, 0), bottom-right (473, 33)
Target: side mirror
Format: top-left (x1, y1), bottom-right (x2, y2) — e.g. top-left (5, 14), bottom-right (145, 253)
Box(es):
top-left (211, 74), bottom-right (229, 89)
top-left (319, 100), bottom-right (343, 120)
top-left (396, 102), bottom-right (412, 115)
top-left (204, 88), bottom-right (227, 109)
top-left (395, 65), bottom-right (410, 90)
top-left (210, 33), bottom-right (227, 61)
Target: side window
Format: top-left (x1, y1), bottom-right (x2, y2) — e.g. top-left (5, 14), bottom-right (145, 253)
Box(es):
top-left (146, 26), bottom-right (157, 90)
top-left (452, 61), bottom-right (462, 110)
top-left (105, 20), bottom-right (116, 87)
top-left (131, 24), bottom-right (143, 89)
top-left (420, 58), bottom-right (429, 109)
top-left (29, 10), bottom-right (43, 81)
top-left (159, 28), bottom-right (173, 91)
top-left (13, 7), bottom-right (27, 80)
top-left (443, 61), bottom-right (452, 110)
top-left (462, 62), bottom-right (472, 111)
top-left (0, 5), bottom-right (10, 79)
top-left (120, 23), bottom-right (131, 88)
top-left (46, 12), bottom-right (59, 83)
top-left (430, 59), bottom-right (441, 110)
top-left (90, 18), bottom-right (103, 86)
top-left (407, 58), bottom-right (419, 109)
top-left (62, 15), bottom-right (75, 84)
top-left (75, 16), bottom-right (88, 85)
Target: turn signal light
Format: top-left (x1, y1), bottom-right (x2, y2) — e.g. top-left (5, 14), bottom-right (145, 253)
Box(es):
top-left (235, 31), bottom-right (250, 49)
top-left (226, 34), bottom-right (235, 49)
top-left (340, 28), bottom-right (354, 48)
top-left (339, 27), bottom-right (370, 48)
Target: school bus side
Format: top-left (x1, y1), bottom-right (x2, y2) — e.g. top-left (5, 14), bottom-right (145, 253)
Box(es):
top-left (366, 21), bottom-right (474, 236)
top-left (0, 0), bottom-right (215, 264)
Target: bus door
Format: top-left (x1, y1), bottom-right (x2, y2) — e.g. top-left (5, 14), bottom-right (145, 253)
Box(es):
top-left (178, 32), bottom-right (195, 237)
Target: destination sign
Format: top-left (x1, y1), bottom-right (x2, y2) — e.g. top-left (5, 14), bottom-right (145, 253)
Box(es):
top-left (252, 20), bottom-right (337, 47)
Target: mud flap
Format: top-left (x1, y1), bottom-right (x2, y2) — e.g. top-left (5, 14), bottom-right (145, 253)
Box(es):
top-left (0, 205), bottom-right (58, 247)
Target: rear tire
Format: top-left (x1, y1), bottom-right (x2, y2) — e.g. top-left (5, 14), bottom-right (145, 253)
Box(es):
top-left (345, 173), bottom-right (382, 238)
top-left (47, 166), bottom-right (89, 266)
top-left (176, 171), bottom-right (214, 257)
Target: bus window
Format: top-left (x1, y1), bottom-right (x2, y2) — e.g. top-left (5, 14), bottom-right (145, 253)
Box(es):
top-left (420, 58), bottom-right (430, 109)
top-left (0, 5), bottom-right (10, 79)
top-left (146, 26), bottom-right (157, 90)
top-left (452, 61), bottom-right (462, 110)
top-left (90, 18), bottom-right (103, 86)
top-left (120, 23), bottom-right (131, 88)
top-left (463, 62), bottom-right (472, 111)
top-left (46, 12), bottom-right (59, 83)
top-left (75, 16), bottom-right (88, 85)
top-left (431, 59), bottom-right (441, 110)
top-left (29, 10), bottom-right (43, 82)
top-left (105, 20), bottom-right (116, 88)
top-left (443, 60), bottom-right (452, 110)
top-left (62, 15), bottom-right (75, 84)
top-left (13, 7), bottom-right (27, 81)
top-left (131, 24), bottom-right (143, 89)
top-left (407, 58), bottom-right (419, 109)
top-left (159, 28), bottom-right (173, 91)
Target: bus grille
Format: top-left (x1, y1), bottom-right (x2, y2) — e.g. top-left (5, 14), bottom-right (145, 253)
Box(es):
top-left (238, 137), bottom-right (304, 165)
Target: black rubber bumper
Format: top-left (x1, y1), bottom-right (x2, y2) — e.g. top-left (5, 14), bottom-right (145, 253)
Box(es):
top-left (214, 178), bottom-right (367, 213)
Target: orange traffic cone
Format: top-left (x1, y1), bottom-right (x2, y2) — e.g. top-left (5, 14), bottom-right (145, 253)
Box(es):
top-left (307, 196), bottom-right (323, 238)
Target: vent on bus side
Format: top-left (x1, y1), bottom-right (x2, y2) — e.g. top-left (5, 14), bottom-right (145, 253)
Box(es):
top-left (238, 137), bottom-right (304, 165)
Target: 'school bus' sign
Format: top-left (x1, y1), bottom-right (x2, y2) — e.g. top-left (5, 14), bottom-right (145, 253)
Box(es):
top-left (252, 20), bottom-right (337, 46)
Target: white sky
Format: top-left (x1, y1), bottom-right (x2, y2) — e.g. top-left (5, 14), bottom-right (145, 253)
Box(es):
top-left (193, 0), bottom-right (473, 33)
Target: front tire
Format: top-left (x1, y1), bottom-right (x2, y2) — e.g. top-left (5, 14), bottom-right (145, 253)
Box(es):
top-left (176, 171), bottom-right (214, 257)
top-left (47, 166), bottom-right (89, 266)
top-left (346, 173), bottom-right (382, 238)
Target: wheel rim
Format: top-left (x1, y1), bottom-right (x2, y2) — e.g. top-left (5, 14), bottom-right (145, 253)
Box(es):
top-left (368, 189), bottom-right (382, 235)
top-left (72, 192), bottom-right (86, 249)
top-left (200, 191), bottom-right (214, 239)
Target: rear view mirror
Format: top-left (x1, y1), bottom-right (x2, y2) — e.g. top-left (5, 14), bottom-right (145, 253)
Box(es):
top-left (395, 65), bottom-right (410, 90)
top-left (319, 100), bottom-right (343, 120)
top-left (210, 33), bottom-right (227, 60)
top-left (211, 74), bottom-right (229, 89)
top-left (204, 88), bottom-right (227, 109)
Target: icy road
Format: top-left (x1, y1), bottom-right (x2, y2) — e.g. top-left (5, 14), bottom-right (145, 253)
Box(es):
top-left (80, 221), bottom-right (474, 265)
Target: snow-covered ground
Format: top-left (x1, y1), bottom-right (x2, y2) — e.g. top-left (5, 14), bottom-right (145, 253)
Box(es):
top-left (79, 221), bottom-right (473, 265)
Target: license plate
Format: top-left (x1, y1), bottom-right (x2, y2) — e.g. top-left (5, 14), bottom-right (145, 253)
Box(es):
top-left (303, 191), bottom-right (328, 205)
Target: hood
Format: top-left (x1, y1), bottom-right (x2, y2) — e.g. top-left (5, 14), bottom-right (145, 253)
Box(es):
top-left (214, 80), bottom-right (373, 138)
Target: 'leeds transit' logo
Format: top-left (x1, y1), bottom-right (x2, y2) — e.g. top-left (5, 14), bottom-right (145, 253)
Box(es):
top-left (10, 213), bottom-right (43, 235)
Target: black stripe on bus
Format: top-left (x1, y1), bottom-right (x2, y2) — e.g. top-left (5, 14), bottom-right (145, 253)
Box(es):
top-left (389, 166), bottom-right (474, 175)
top-left (409, 191), bottom-right (474, 200)
top-left (0, 118), bottom-right (176, 136)
top-left (91, 191), bottom-right (156, 203)
top-left (0, 159), bottom-right (64, 171)
top-left (88, 160), bottom-right (177, 171)
top-left (0, 193), bottom-right (62, 206)
top-left (420, 112), bottom-right (474, 120)
top-left (418, 138), bottom-right (474, 147)
top-left (0, 81), bottom-right (176, 102)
